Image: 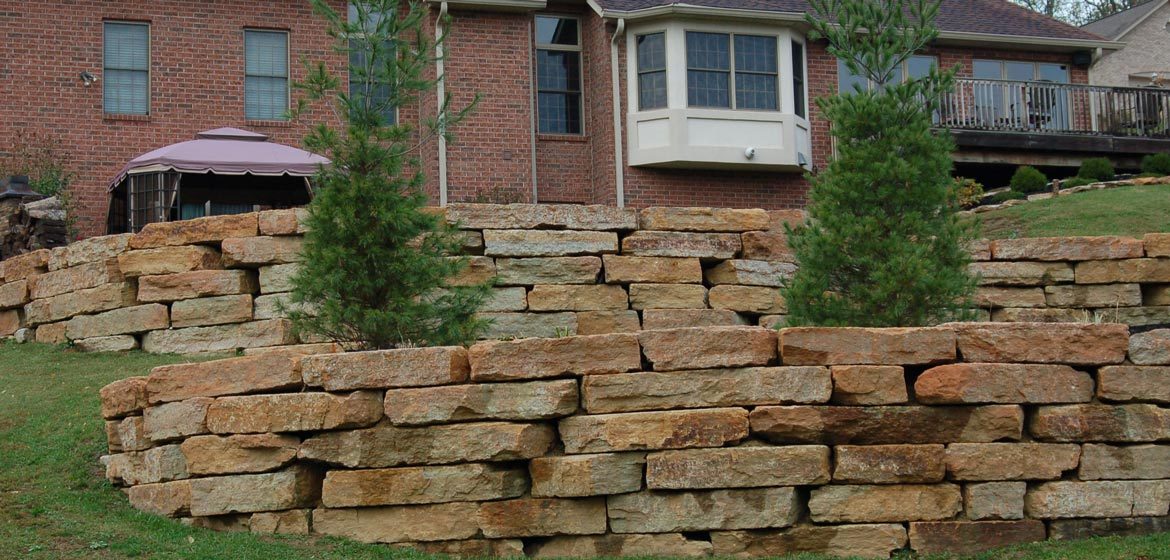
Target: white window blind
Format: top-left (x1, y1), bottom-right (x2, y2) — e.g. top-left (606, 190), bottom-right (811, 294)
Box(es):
top-left (103, 22), bottom-right (149, 115)
top-left (245, 30), bottom-right (289, 120)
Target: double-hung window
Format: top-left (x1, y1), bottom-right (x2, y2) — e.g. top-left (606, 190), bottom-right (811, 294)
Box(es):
top-left (103, 22), bottom-right (150, 115)
top-left (348, 2), bottom-right (396, 124)
top-left (636, 33), bottom-right (666, 110)
top-left (535, 15), bottom-right (583, 134)
top-left (244, 29), bottom-right (289, 121)
top-left (686, 32), bottom-right (778, 111)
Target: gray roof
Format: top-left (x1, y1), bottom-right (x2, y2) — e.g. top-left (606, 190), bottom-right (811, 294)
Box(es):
top-left (595, 0), bottom-right (1109, 42)
top-left (1082, 0), bottom-right (1167, 40)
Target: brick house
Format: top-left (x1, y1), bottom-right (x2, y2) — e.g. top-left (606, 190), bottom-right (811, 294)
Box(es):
top-left (1084, 0), bottom-right (1170, 88)
top-left (4, 0), bottom-right (1168, 237)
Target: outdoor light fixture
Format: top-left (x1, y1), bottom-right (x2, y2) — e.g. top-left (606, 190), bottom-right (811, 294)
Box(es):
top-left (79, 71), bottom-right (98, 87)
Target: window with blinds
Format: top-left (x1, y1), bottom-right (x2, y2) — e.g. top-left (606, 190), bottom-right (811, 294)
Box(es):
top-left (244, 29), bottom-right (289, 121)
top-left (103, 22), bottom-right (150, 115)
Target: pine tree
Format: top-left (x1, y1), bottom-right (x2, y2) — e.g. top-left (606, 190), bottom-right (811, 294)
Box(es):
top-left (286, 0), bottom-right (491, 349)
top-left (781, 0), bottom-right (977, 327)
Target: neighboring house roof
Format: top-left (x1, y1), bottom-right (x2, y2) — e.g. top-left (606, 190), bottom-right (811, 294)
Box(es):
top-left (591, 0), bottom-right (1113, 46)
top-left (1082, 0), bottom-right (1168, 40)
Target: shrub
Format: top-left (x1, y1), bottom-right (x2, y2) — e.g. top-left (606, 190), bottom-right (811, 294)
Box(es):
top-left (1058, 176), bottom-right (1095, 189)
top-left (1077, 158), bottom-right (1115, 181)
top-left (987, 190), bottom-right (1027, 204)
top-left (1142, 153), bottom-right (1170, 176)
top-left (1010, 166), bottom-right (1049, 194)
top-left (285, 0), bottom-right (491, 349)
top-left (953, 177), bottom-right (984, 208)
top-left (782, 0), bottom-right (977, 327)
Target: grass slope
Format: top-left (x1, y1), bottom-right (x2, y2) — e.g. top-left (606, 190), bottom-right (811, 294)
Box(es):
top-left (973, 185), bottom-right (1170, 240)
top-left (1, 341), bottom-right (1169, 559)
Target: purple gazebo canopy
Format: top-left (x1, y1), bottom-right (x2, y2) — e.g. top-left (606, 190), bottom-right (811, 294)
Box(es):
top-left (108, 127), bottom-right (329, 191)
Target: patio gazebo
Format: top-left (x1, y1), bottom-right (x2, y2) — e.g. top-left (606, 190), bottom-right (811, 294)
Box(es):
top-left (106, 127), bottom-right (329, 233)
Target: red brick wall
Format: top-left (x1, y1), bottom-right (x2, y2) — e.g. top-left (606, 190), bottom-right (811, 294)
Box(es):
top-left (441, 10), bottom-right (534, 204)
top-left (3, 1), bottom-right (1090, 236)
top-left (3, 0), bottom-right (348, 237)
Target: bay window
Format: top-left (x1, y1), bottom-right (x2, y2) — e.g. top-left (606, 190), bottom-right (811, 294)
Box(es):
top-left (627, 21), bottom-right (810, 170)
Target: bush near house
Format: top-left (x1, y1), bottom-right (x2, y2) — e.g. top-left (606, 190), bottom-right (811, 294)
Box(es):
top-left (1142, 152), bottom-right (1170, 176)
top-left (953, 177), bottom-right (985, 208)
top-left (1010, 166), bottom-right (1049, 194)
top-left (1076, 157), bottom-right (1115, 182)
top-left (1059, 176), bottom-right (1096, 189)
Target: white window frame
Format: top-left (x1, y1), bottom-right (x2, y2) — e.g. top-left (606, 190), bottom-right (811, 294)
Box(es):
top-left (243, 28), bottom-right (291, 122)
top-left (684, 29), bottom-right (781, 111)
top-left (103, 21), bottom-right (151, 116)
top-left (535, 14), bottom-right (585, 135)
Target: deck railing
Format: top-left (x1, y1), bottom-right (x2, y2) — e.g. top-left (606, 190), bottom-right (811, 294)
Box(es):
top-left (939, 78), bottom-right (1170, 138)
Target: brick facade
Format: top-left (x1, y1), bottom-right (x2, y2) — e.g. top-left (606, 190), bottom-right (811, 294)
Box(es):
top-left (2, 1), bottom-right (1088, 238)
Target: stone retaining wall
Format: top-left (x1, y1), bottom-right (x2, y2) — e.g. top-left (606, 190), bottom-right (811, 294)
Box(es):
top-left (98, 323), bottom-right (1170, 557)
top-left (2, 204), bottom-right (1170, 353)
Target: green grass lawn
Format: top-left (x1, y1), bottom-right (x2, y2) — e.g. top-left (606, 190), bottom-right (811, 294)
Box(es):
top-left (972, 184), bottom-right (1170, 240)
top-left (1, 341), bottom-right (1169, 559)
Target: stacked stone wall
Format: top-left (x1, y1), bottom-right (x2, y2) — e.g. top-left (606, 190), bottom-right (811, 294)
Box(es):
top-left (3, 204), bottom-right (1170, 352)
top-left (98, 323), bottom-right (1170, 557)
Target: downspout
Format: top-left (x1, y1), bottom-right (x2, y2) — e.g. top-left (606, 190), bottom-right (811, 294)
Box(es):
top-left (609, 18), bottom-right (625, 207)
top-left (529, 20), bottom-right (538, 203)
top-left (436, 2), bottom-right (449, 206)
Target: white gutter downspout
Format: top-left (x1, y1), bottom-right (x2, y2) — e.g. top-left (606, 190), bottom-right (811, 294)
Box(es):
top-left (610, 18), bottom-right (625, 207)
top-left (436, 1), bottom-right (449, 206)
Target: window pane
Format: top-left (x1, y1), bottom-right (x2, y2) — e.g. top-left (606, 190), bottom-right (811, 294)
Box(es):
top-left (838, 58), bottom-right (868, 93)
top-left (104, 23), bottom-right (148, 70)
top-left (973, 60), bottom-right (1002, 80)
top-left (104, 69), bottom-right (149, 114)
top-left (536, 50), bottom-right (580, 91)
top-left (245, 76), bottom-right (288, 120)
top-left (536, 16), bottom-right (578, 46)
top-left (1038, 63), bottom-right (1069, 83)
top-left (637, 33), bottom-right (666, 111)
top-left (734, 35), bottom-right (776, 74)
top-left (1005, 61), bottom-right (1033, 82)
top-left (687, 70), bottom-right (729, 108)
top-left (637, 33), bottom-right (665, 72)
top-left (245, 30), bottom-right (288, 120)
top-left (245, 30), bottom-right (288, 78)
top-left (686, 32), bottom-right (729, 71)
top-left (639, 71), bottom-right (667, 110)
top-left (103, 23), bottom-right (149, 115)
top-left (349, 38), bottom-right (396, 124)
top-left (792, 41), bottom-right (806, 118)
top-left (736, 73), bottom-right (777, 110)
top-left (348, 1), bottom-right (387, 33)
top-left (538, 92), bottom-right (581, 134)
top-left (907, 55), bottom-right (935, 80)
